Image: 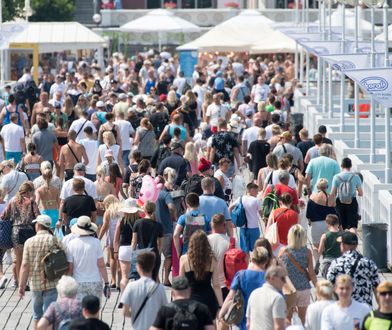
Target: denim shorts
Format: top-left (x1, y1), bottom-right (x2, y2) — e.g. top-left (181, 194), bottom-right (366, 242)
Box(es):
top-left (32, 288), bottom-right (58, 320)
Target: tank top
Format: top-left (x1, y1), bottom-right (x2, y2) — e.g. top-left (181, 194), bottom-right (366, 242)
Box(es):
top-left (119, 221), bottom-right (133, 246)
top-left (324, 231), bottom-right (341, 259)
top-left (168, 124), bottom-right (186, 141)
top-left (4, 105), bottom-right (22, 126)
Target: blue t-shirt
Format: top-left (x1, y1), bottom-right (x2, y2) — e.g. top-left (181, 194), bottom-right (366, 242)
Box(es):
top-left (199, 195), bottom-right (231, 221)
top-left (177, 210), bottom-right (210, 254)
top-left (231, 269), bottom-right (266, 330)
top-left (332, 171), bottom-right (362, 198)
top-left (156, 189), bottom-right (174, 235)
top-left (214, 77), bottom-right (224, 90)
top-left (306, 156), bottom-right (340, 193)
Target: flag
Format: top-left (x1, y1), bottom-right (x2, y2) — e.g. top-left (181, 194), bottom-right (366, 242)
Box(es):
top-left (297, 40), bottom-right (343, 55)
top-left (283, 32), bottom-right (340, 42)
top-left (320, 53), bottom-right (388, 71)
top-left (344, 68), bottom-right (392, 107)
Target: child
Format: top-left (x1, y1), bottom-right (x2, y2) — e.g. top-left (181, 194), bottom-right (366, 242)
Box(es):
top-left (318, 214), bottom-right (342, 278)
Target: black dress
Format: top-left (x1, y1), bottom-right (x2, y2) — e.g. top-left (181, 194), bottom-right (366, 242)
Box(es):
top-left (185, 270), bottom-right (219, 318)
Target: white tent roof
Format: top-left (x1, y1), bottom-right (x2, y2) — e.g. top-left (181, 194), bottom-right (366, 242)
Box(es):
top-left (5, 22), bottom-right (106, 53)
top-left (376, 25), bottom-right (392, 46)
top-left (250, 30), bottom-right (297, 53)
top-left (120, 9), bottom-right (200, 33)
top-left (177, 10), bottom-right (276, 52)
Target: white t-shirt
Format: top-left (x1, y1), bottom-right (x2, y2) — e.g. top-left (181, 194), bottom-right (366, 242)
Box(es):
top-left (173, 77), bottom-right (186, 94)
top-left (79, 138), bottom-right (99, 175)
top-left (208, 233), bottom-right (230, 288)
top-left (192, 84), bottom-right (206, 104)
top-left (305, 300), bottom-right (334, 330)
top-left (0, 170), bottom-right (28, 202)
top-left (114, 119), bottom-right (134, 151)
top-left (121, 277), bottom-right (168, 330)
top-left (0, 122), bottom-right (24, 152)
top-left (60, 175), bottom-right (97, 200)
top-left (247, 283), bottom-right (286, 330)
top-left (252, 83), bottom-right (270, 102)
top-left (98, 144), bottom-right (120, 164)
top-left (69, 118), bottom-right (97, 143)
top-left (265, 123), bottom-right (275, 141)
top-left (321, 300), bottom-right (370, 330)
top-left (242, 126), bottom-right (260, 147)
top-left (206, 103), bottom-right (229, 127)
top-left (264, 170), bottom-right (296, 190)
top-left (66, 236), bottom-right (103, 283)
top-left (232, 195), bottom-right (261, 229)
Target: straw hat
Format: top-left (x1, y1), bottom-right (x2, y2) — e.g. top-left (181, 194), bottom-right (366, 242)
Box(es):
top-left (71, 216), bottom-right (98, 236)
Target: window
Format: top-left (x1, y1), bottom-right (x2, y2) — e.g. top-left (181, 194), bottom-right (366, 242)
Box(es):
top-left (161, 0), bottom-right (213, 8)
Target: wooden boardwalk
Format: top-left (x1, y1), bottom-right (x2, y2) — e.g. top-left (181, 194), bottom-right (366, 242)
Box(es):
top-left (0, 226), bottom-right (391, 329)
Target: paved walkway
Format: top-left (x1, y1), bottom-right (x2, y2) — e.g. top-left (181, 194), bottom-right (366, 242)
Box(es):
top-left (0, 226), bottom-right (391, 329)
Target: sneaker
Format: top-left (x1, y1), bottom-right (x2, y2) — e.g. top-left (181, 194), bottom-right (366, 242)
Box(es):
top-left (12, 280), bottom-right (18, 289)
top-left (0, 277), bottom-right (7, 289)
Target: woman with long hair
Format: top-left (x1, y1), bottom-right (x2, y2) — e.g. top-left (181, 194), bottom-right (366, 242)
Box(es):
top-left (2, 181), bottom-right (40, 288)
top-left (257, 153), bottom-right (278, 191)
top-left (183, 141), bottom-right (198, 175)
top-left (131, 201), bottom-right (163, 281)
top-left (62, 96), bottom-right (75, 126)
top-left (98, 112), bottom-right (122, 146)
top-left (113, 199), bottom-right (141, 295)
top-left (106, 163), bottom-right (126, 199)
top-left (97, 131), bottom-right (124, 173)
top-left (35, 169), bottom-right (60, 229)
top-left (98, 194), bottom-right (122, 288)
top-left (94, 165), bottom-right (116, 229)
top-left (219, 246), bottom-right (269, 329)
top-left (257, 101), bottom-right (271, 128)
top-left (129, 159), bottom-right (150, 199)
top-left (279, 224), bottom-right (317, 324)
top-left (165, 90), bottom-right (180, 115)
top-left (133, 118), bottom-right (156, 161)
top-left (20, 143), bottom-right (43, 181)
top-left (202, 92), bottom-right (213, 123)
top-left (180, 230), bottom-right (223, 319)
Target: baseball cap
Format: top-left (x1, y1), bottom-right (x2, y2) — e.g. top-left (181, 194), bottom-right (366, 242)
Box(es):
top-left (118, 93), bottom-right (127, 100)
top-left (172, 276), bottom-right (190, 291)
top-left (32, 215), bottom-right (52, 228)
top-left (82, 295), bottom-right (100, 314)
top-left (74, 163), bottom-right (86, 172)
top-left (337, 231), bottom-right (358, 245)
top-left (96, 100), bottom-right (105, 108)
top-left (127, 92), bottom-right (134, 98)
top-left (377, 281), bottom-right (392, 293)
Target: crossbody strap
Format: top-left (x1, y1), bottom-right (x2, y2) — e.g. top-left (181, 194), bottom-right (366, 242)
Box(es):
top-left (350, 254), bottom-right (362, 278)
top-left (133, 282), bottom-right (159, 323)
top-left (284, 249), bottom-right (310, 281)
top-left (76, 119), bottom-right (88, 137)
top-left (274, 208), bottom-right (289, 223)
top-left (67, 144), bottom-right (80, 163)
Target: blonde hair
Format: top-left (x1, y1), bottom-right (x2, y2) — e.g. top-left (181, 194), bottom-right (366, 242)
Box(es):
top-left (251, 246), bottom-right (269, 265)
top-left (336, 274), bottom-right (353, 287)
top-left (163, 167), bottom-right (177, 186)
top-left (167, 90), bottom-right (177, 105)
top-left (103, 131), bottom-right (116, 146)
top-left (316, 279), bottom-right (334, 300)
top-left (271, 125), bottom-right (281, 136)
top-left (15, 181), bottom-right (34, 203)
top-left (184, 142), bottom-right (196, 162)
top-left (258, 101), bottom-right (266, 112)
top-left (42, 168), bottom-right (53, 192)
top-left (258, 127), bottom-right (266, 138)
top-left (96, 165), bottom-right (105, 179)
top-left (141, 118), bottom-right (153, 131)
top-left (203, 92), bottom-right (213, 105)
top-left (287, 224), bottom-right (307, 249)
top-left (317, 178), bottom-right (328, 192)
top-left (103, 194), bottom-right (120, 217)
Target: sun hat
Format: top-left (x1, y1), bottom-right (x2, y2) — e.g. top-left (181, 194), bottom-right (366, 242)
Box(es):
top-left (96, 100), bottom-right (105, 108)
top-left (32, 215), bottom-right (52, 228)
top-left (119, 198), bottom-right (143, 214)
top-left (71, 216), bottom-right (98, 236)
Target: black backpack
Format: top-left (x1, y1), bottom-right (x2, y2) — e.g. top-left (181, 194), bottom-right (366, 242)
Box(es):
top-left (169, 302), bottom-right (199, 330)
top-left (181, 174), bottom-right (203, 196)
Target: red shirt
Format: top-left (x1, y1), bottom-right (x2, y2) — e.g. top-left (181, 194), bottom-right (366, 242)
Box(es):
top-left (271, 207), bottom-right (299, 245)
top-left (264, 183), bottom-right (299, 205)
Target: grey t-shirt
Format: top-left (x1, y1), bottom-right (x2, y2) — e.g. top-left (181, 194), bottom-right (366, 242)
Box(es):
top-left (32, 129), bottom-right (57, 161)
top-left (273, 143), bottom-right (303, 167)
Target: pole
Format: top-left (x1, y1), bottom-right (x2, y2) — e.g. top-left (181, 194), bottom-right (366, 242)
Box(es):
top-left (354, 2), bottom-right (360, 148)
top-left (370, 6), bottom-right (376, 163)
top-left (384, 2), bottom-right (390, 183)
top-left (317, 0), bottom-right (323, 105)
top-left (0, 0), bottom-right (4, 86)
top-left (321, 0), bottom-right (327, 113)
top-left (306, 50), bottom-right (310, 96)
top-left (300, 48), bottom-right (304, 85)
top-left (327, 0), bottom-right (333, 118)
top-left (339, 3), bottom-right (346, 132)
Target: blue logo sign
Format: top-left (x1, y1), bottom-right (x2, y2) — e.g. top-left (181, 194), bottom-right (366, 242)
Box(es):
top-left (360, 77), bottom-right (389, 92)
top-left (333, 61), bottom-right (356, 71)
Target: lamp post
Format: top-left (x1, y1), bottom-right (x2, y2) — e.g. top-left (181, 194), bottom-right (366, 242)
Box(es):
top-left (383, 2), bottom-right (390, 183)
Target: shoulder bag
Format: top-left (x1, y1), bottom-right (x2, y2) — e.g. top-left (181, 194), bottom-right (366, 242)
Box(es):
top-left (133, 282), bottom-right (159, 323)
top-left (41, 237), bottom-right (68, 281)
top-left (0, 210), bottom-right (13, 249)
top-left (223, 270), bottom-right (245, 325)
top-left (284, 249), bottom-right (311, 281)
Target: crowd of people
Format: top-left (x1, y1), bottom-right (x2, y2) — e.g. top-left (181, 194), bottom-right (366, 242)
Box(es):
top-left (0, 49), bottom-right (389, 330)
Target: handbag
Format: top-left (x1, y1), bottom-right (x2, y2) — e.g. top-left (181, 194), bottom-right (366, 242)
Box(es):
top-left (223, 270), bottom-right (245, 326)
top-left (0, 219), bottom-right (13, 249)
top-left (282, 276), bottom-right (297, 312)
top-left (265, 209), bottom-right (288, 251)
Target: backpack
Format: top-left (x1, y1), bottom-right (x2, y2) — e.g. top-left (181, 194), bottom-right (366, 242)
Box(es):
top-left (180, 174), bottom-right (203, 196)
top-left (222, 270), bottom-right (245, 325)
top-left (58, 319), bottom-right (72, 330)
top-left (337, 174), bottom-right (355, 204)
top-left (183, 213), bottom-right (206, 247)
top-left (170, 302), bottom-right (199, 330)
top-left (170, 189), bottom-right (186, 217)
top-left (231, 197), bottom-right (247, 228)
top-left (223, 238), bottom-right (248, 288)
top-left (262, 184), bottom-right (280, 219)
top-left (157, 145), bottom-right (171, 168)
top-left (41, 240), bottom-right (68, 281)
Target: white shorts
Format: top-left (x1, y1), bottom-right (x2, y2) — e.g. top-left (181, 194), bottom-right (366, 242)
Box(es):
top-left (119, 245), bottom-right (132, 262)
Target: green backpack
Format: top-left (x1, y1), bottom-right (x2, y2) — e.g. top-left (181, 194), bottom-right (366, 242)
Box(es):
top-left (262, 185), bottom-right (280, 219)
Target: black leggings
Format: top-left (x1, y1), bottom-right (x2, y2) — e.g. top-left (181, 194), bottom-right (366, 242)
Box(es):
top-left (335, 198), bottom-right (359, 230)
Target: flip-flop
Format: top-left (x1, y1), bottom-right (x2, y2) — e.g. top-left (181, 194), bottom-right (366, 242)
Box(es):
top-left (0, 277), bottom-right (8, 290)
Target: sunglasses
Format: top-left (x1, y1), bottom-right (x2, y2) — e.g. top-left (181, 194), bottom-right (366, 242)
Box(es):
top-left (380, 291), bottom-right (392, 296)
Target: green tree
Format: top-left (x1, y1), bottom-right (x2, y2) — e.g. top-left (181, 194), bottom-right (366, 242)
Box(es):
top-left (30, 0), bottom-right (76, 22)
top-left (2, 0), bottom-right (24, 22)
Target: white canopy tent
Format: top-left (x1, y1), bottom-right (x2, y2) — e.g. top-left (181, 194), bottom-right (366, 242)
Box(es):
top-left (376, 24), bottom-right (392, 46)
top-left (250, 30), bottom-right (297, 53)
top-left (119, 9), bottom-right (201, 51)
top-left (314, 7), bottom-right (382, 39)
top-left (178, 10), bottom-right (278, 52)
top-left (5, 22), bottom-right (106, 53)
